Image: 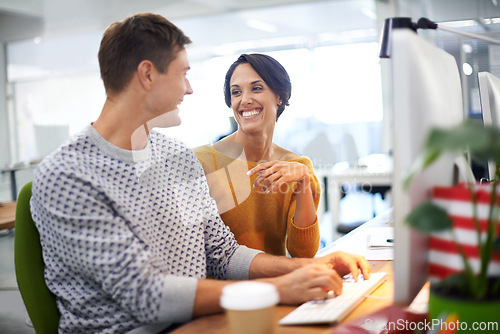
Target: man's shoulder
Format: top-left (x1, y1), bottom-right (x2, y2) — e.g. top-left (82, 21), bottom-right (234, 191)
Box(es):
top-left (150, 131), bottom-right (199, 161)
top-left (35, 128), bottom-right (95, 177)
top-left (150, 130), bottom-right (190, 150)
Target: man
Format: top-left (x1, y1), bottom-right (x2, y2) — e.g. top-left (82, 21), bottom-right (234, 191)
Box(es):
top-left (31, 13), bottom-right (370, 333)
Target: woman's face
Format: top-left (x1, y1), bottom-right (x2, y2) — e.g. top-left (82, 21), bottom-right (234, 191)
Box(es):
top-left (229, 63), bottom-right (281, 135)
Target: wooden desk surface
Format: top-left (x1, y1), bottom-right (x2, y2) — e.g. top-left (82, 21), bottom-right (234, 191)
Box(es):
top-left (0, 201), bottom-right (16, 230)
top-left (171, 261), bottom-right (393, 334)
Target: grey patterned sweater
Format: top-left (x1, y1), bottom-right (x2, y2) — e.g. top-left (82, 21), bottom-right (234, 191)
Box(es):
top-left (31, 124), bottom-right (261, 333)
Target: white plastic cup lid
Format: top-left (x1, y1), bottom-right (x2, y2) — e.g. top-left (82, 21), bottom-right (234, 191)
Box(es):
top-left (220, 282), bottom-right (279, 310)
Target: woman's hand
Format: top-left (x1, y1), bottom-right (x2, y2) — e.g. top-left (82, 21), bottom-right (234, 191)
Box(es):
top-left (247, 160), bottom-right (310, 194)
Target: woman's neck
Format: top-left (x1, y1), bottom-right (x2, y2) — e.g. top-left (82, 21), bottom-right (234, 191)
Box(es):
top-left (228, 130), bottom-right (275, 162)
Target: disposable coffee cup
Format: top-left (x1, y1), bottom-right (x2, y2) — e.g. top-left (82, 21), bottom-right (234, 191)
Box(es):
top-left (220, 281), bottom-right (280, 334)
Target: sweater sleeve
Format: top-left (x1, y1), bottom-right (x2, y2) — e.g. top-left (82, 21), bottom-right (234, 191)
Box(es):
top-left (285, 157), bottom-right (321, 258)
top-left (31, 167), bottom-right (197, 326)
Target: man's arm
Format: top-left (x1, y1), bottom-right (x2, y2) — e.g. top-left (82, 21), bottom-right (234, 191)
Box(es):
top-left (192, 251), bottom-right (371, 317)
top-left (248, 251), bottom-right (371, 304)
top-left (192, 263), bottom-right (340, 318)
top-left (248, 251), bottom-right (370, 281)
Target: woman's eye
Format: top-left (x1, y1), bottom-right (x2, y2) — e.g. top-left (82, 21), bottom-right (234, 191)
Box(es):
top-left (231, 90), bottom-right (241, 96)
top-left (252, 86), bottom-right (263, 91)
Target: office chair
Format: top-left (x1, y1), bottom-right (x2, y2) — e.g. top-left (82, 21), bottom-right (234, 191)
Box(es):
top-left (14, 181), bottom-right (60, 333)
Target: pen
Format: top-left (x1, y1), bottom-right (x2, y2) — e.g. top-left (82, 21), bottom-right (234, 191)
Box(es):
top-left (386, 238), bottom-right (394, 243)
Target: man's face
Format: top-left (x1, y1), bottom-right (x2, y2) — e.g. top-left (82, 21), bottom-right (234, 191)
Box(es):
top-left (147, 48), bottom-right (193, 127)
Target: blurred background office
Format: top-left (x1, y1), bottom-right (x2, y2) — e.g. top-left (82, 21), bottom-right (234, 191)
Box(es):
top-left (1, 0), bottom-right (500, 235)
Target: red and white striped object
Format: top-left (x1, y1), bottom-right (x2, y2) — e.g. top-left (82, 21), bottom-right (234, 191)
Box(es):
top-left (428, 183), bottom-right (500, 280)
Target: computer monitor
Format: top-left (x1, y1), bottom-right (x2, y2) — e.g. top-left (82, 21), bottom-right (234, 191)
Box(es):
top-left (478, 71), bottom-right (500, 180)
top-left (389, 28), bottom-right (464, 305)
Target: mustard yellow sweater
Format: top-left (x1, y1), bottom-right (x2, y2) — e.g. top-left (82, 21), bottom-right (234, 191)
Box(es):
top-left (194, 145), bottom-right (320, 257)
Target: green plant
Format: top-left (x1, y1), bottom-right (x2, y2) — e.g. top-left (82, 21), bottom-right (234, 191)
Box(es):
top-left (404, 119), bottom-right (500, 300)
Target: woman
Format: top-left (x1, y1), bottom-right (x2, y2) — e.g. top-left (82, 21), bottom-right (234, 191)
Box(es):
top-left (194, 54), bottom-right (320, 257)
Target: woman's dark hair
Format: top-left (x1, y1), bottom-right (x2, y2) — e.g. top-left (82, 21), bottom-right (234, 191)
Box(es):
top-left (223, 53), bottom-right (291, 120)
top-left (98, 13), bottom-right (192, 94)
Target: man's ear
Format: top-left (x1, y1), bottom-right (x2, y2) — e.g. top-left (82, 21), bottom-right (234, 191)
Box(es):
top-left (137, 60), bottom-right (155, 90)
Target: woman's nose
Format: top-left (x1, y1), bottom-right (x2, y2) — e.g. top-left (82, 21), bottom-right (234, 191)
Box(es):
top-left (241, 90), bottom-right (252, 104)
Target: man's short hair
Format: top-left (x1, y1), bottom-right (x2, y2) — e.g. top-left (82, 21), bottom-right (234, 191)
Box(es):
top-left (98, 13), bottom-right (192, 94)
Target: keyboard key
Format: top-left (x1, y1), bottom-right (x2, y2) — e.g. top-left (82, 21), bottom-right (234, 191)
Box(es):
top-left (279, 272), bottom-right (387, 325)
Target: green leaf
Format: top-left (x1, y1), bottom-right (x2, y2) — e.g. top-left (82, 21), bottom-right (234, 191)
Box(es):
top-left (436, 273), bottom-right (468, 290)
top-left (405, 119), bottom-right (500, 300)
top-left (423, 121), bottom-right (500, 163)
top-left (494, 237), bottom-right (500, 254)
top-left (406, 202), bottom-right (453, 233)
top-left (403, 148), bottom-right (441, 189)
top-left (493, 278), bottom-right (500, 296)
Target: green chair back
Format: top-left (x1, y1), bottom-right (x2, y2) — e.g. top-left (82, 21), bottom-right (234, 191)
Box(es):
top-left (14, 181), bottom-right (60, 333)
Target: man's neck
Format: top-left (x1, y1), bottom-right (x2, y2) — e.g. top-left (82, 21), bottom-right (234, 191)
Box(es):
top-left (92, 96), bottom-right (149, 150)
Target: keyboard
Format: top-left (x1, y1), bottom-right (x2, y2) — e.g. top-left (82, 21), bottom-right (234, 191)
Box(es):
top-left (279, 272), bottom-right (387, 325)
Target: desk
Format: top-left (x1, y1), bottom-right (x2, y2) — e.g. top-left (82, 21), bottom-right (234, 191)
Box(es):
top-left (0, 167), bottom-right (21, 200)
top-left (171, 212), bottom-right (401, 333)
top-left (1, 162), bottom-right (38, 201)
top-left (0, 201), bottom-right (16, 230)
top-left (316, 156), bottom-right (392, 236)
top-left (316, 209), bottom-right (393, 261)
top-left (171, 261), bottom-right (393, 334)
top-left (172, 213), bottom-right (395, 333)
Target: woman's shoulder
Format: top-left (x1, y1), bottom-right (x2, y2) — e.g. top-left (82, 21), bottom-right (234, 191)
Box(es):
top-left (274, 145), bottom-right (315, 169)
top-left (192, 144), bottom-right (212, 159)
top-left (212, 140), bottom-right (245, 161)
top-left (274, 145), bottom-right (302, 161)
top-left (193, 144), bottom-right (211, 154)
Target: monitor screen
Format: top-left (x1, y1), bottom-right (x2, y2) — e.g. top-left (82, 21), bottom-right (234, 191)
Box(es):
top-left (478, 71), bottom-right (500, 180)
top-left (389, 28), bottom-right (464, 305)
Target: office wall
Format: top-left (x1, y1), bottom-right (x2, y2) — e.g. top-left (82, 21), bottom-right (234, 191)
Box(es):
top-left (0, 42), bottom-right (8, 168)
top-left (0, 11), bottom-right (43, 166)
top-left (5, 0), bottom-right (385, 164)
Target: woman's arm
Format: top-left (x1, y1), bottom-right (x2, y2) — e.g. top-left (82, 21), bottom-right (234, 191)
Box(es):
top-left (247, 158), bottom-right (320, 257)
top-left (247, 160), bottom-right (317, 228)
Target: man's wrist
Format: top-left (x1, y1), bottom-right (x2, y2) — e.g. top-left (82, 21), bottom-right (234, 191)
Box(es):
top-left (294, 256), bottom-right (314, 268)
top-left (249, 254), bottom-right (313, 279)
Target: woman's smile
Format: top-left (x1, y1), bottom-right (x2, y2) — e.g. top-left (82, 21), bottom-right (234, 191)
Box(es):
top-left (240, 108), bottom-right (262, 118)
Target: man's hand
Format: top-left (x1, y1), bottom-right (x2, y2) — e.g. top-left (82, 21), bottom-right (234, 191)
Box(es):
top-left (248, 251), bottom-right (371, 305)
top-left (269, 264), bottom-right (343, 305)
top-left (313, 251), bottom-right (371, 282)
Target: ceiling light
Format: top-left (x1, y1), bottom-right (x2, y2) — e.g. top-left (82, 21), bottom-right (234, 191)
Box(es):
top-left (245, 19), bottom-right (277, 33)
top-left (361, 7), bottom-right (376, 20)
top-left (439, 20), bottom-right (477, 28)
top-left (463, 62), bottom-right (473, 75)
